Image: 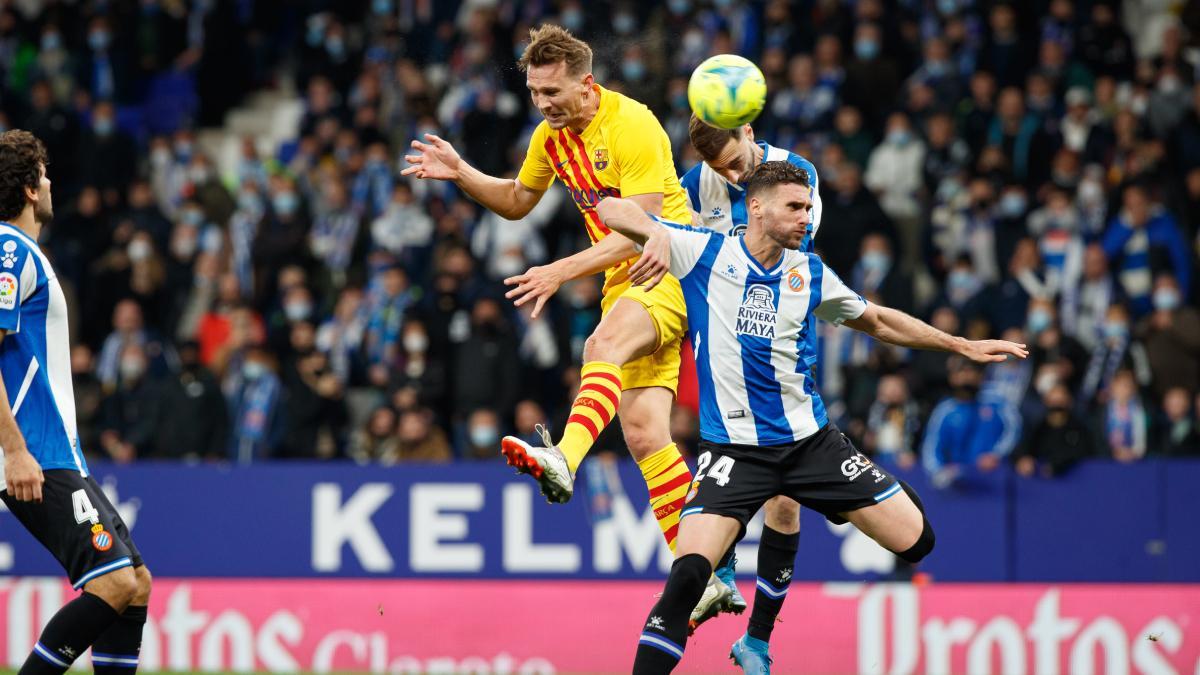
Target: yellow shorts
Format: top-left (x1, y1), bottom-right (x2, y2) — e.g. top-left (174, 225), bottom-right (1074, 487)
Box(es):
top-left (601, 273), bottom-right (689, 393)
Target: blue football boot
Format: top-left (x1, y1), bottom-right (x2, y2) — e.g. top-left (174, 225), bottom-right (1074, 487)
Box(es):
top-left (730, 633), bottom-right (773, 674)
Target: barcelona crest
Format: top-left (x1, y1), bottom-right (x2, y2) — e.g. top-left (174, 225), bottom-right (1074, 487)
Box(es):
top-left (594, 148), bottom-right (609, 170)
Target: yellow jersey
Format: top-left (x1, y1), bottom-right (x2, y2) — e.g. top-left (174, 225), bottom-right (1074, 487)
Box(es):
top-left (517, 84), bottom-right (691, 288)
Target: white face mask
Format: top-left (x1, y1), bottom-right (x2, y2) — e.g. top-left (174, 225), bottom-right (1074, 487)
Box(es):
top-left (403, 333), bottom-right (428, 353)
top-left (128, 240), bottom-right (152, 262)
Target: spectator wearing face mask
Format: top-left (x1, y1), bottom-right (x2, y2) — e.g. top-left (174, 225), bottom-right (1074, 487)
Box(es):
top-left (1079, 303), bottom-right (1152, 411)
top-left (147, 341), bottom-right (228, 461)
top-left (78, 100), bottom-right (136, 195)
top-left (921, 358), bottom-right (1022, 488)
top-left (1104, 369), bottom-right (1149, 463)
top-left (96, 298), bottom-right (176, 392)
top-left (1028, 185), bottom-right (1085, 298)
top-left (1155, 386), bottom-right (1200, 457)
top-left (462, 407), bottom-right (502, 460)
top-left (1015, 383), bottom-right (1095, 478)
top-left (850, 233), bottom-right (914, 315)
top-left (865, 111), bottom-right (926, 271)
top-left (280, 322), bottom-right (347, 459)
top-left (98, 343), bottom-right (160, 463)
top-left (452, 297), bottom-right (519, 423)
top-left (225, 343), bottom-right (286, 464)
top-left (1136, 274), bottom-right (1200, 400)
top-left (843, 22), bottom-right (901, 129)
top-left (1024, 298), bottom-right (1089, 394)
top-left (1102, 183), bottom-right (1191, 318)
top-left (1060, 243), bottom-right (1118, 350)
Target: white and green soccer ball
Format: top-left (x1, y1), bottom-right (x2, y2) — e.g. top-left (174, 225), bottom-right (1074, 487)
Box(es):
top-left (687, 54), bottom-right (767, 129)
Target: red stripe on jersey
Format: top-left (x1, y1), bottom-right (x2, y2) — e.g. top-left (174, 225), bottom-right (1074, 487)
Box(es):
top-left (567, 412), bottom-right (601, 441)
top-left (662, 523), bottom-right (678, 544)
top-left (556, 134), bottom-right (611, 238)
top-left (648, 471), bottom-right (693, 500)
top-left (582, 370), bottom-right (623, 392)
top-left (544, 138), bottom-right (599, 243)
top-left (564, 130), bottom-right (615, 235)
top-left (577, 382), bottom-right (620, 413)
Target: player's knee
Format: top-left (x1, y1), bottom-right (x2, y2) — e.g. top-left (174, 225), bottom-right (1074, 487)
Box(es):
top-left (663, 553), bottom-right (712, 604)
top-left (764, 497), bottom-right (801, 532)
top-left (86, 566), bottom-right (138, 610)
top-left (133, 565), bottom-right (153, 604)
top-left (583, 330), bottom-right (620, 362)
top-left (896, 517), bottom-right (935, 563)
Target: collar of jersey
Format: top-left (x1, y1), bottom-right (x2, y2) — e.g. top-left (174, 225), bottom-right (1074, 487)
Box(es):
top-left (738, 233), bottom-right (784, 277)
top-left (0, 222), bottom-right (38, 250)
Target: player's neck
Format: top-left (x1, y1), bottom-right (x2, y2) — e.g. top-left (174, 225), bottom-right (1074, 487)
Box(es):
top-left (743, 228), bottom-right (783, 270)
top-left (10, 209), bottom-right (39, 242)
top-left (570, 87), bottom-right (601, 134)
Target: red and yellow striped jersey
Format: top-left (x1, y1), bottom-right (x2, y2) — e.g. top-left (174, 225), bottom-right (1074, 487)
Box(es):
top-left (517, 85), bottom-right (691, 287)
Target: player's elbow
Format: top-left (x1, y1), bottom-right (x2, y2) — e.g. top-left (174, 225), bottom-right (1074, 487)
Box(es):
top-left (594, 196), bottom-right (626, 224)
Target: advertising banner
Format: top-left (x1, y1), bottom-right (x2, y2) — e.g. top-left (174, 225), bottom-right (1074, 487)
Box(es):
top-left (1, 460), bottom-right (1197, 581)
top-left (3, 579), bottom-right (1197, 673)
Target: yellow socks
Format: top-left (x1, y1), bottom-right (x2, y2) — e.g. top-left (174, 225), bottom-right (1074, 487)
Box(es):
top-left (638, 443), bottom-right (693, 552)
top-left (558, 361), bottom-right (623, 474)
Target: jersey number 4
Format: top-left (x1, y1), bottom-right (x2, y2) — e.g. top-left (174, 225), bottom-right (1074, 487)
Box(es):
top-left (72, 489), bottom-right (100, 525)
top-left (696, 451), bottom-right (735, 487)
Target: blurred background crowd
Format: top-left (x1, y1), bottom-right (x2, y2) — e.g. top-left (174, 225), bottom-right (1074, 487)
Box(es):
top-left (4, 0), bottom-right (1200, 485)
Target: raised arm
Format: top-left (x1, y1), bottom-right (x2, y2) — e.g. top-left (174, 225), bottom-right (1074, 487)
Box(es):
top-left (402, 134), bottom-right (544, 220)
top-left (844, 304), bottom-right (1029, 363)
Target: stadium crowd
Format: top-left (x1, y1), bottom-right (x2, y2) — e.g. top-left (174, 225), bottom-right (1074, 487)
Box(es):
top-left (3, 0), bottom-right (1200, 484)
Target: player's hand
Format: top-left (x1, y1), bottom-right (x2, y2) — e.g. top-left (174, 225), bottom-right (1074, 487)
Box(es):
top-left (4, 448), bottom-right (44, 502)
top-left (504, 263), bottom-right (567, 319)
top-left (628, 231), bottom-right (670, 290)
top-left (401, 134), bottom-right (462, 181)
top-left (958, 339), bottom-right (1028, 363)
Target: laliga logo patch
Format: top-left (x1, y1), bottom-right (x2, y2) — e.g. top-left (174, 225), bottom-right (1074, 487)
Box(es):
top-left (91, 524), bottom-right (113, 551)
top-left (787, 268), bottom-right (805, 292)
top-left (0, 271), bottom-right (17, 310)
top-left (593, 148), bottom-right (609, 170)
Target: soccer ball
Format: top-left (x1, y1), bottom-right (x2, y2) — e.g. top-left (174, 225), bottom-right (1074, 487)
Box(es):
top-left (687, 54), bottom-right (767, 129)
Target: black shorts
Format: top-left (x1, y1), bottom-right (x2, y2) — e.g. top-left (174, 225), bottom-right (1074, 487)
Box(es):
top-left (682, 424), bottom-right (902, 532)
top-left (2, 469), bottom-right (142, 589)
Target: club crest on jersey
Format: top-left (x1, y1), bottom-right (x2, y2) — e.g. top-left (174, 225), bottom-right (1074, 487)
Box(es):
top-left (91, 524), bottom-right (113, 551)
top-left (737, 284), bottom-right (777, 338)
top-left (593, 148), bottom-right (609, 170)
top-left (787, 268), bottom-right (805, 292)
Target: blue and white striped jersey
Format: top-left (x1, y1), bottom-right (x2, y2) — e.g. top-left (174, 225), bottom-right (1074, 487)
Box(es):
top-left (679, 141), bottom-right (823, 241)
top-left (0, 223), bottom-right (87, 478)
top-left (655, 217), bottom-right (868, 446)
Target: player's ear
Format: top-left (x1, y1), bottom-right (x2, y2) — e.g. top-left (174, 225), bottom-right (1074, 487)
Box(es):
top-left (581, 72), bottom-right (594, 90)
top-left (743, 125), bottom-right (755, 143)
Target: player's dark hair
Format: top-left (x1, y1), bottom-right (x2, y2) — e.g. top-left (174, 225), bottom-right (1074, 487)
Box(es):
top-left (688, 114), bottom-right (742, 162)
top-left (0, 130), bottom-right (47, 222)
top-left (744, 160), bottom-right (810, 202)
top-left (518, 24), bottom-right (593, 76)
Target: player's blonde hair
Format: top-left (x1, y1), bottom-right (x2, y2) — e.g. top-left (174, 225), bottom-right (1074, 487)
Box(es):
top-left (518, 24), bottom-right (593, 76)
top-left (688, 114), bottom-right (742, 162)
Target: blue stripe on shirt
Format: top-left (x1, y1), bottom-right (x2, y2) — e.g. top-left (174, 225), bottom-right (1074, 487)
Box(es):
top-left (739, 271), bottom-right (791, 444)
top-left (692, 234), bottom-right (730, 443)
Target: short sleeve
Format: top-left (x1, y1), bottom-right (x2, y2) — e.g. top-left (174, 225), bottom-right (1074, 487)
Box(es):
top-left (616, 114), bottom-right (668, 197)
top-left (516, 124), bottom-right (555, 192)
top-left (812, 259), bottom-right (867, 325)
top-left (653, 216), bottom-right (720, 279)
top-left (0, 237), bottom-right (37, 333)
top-left (679, 165), bottom-right (702, 213)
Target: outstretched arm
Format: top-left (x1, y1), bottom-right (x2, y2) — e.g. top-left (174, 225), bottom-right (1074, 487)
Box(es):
top-left (504, 195), bottom-right (670, 318)
top-left (402, 134), bottom-right (544, 220)
top-left (844, 304), bottom-right (1028, 363)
